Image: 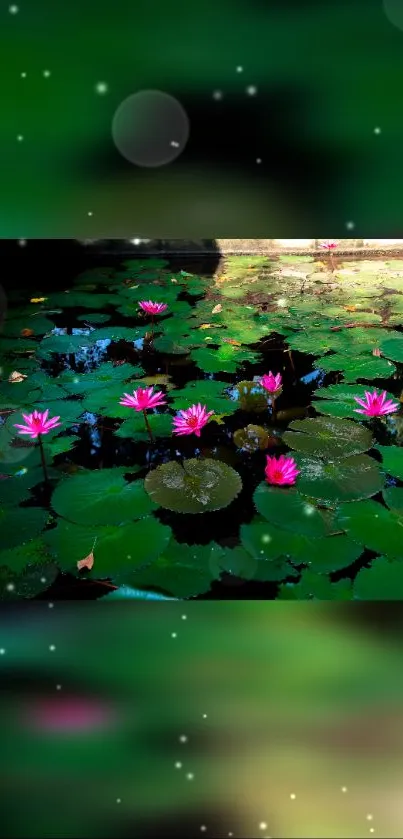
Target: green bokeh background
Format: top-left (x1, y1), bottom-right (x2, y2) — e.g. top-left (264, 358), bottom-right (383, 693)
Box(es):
top-left (2, 0), bottom-right (403, 236)
top-left (1, 603), bottom-right (403, 837)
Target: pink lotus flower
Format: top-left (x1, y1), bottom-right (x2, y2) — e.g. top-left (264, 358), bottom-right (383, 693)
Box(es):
top-left (172, 403), bottom-right (214, 437)
top-left (14, 409), bottom-right (61, 439)
top-left (354, 389), bottom-right (399, 417)
top-left (319, 241), bottom-right (338, 250)
top-left (119, 387), bottom-right (167, 412)
top-left (260, 372), bottom-right (282, 394)
top-left (265, 454), bottom-right (300, 486)
top-left (24, 696), bottom-right (116, 734)
top-left (139, 300), bottom-right (168, 316)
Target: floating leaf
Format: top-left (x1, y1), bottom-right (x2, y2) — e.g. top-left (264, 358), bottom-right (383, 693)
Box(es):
top-left (91, 518), bottom-right (172, 580)
top-left (0, 506), bottom-right (49, 551)
top-left (125, 539), bottom-right (223, 598)
top-left (314, 353), bottom-right (394, 381)
top-left (233, 424), bottom-right (269, 452)
top-left (376, 445), bottom-right (403, 481)
top-left (278, 572), bottom-right (353, 600)
top-left (313, 383), bottom-right (397, 420)
top-left (172, 380), bottom-right (237, 415)
top-left (77, 551), bottom-right (95, 571)
top-left (354, 557), bottom-right (403, 599)
top-left (229, 380), bottom-right (270, 413)
top-left (240, 520), bottom-right (299, 580)
top-left (383, 486), bottom-right (403, 515)
top-left (291, 534), bottom-right (363, 573)
top-left (283, 416), bottom-right (373, 458)
top-left (253, 483), bottom-right (333, 537)
top-left (379, 335), bottom-right (403, 363)
top-left (292, 453), bottom-right (384, 503)
top-left (336, 500), bottom-right (403, 557)
top-left (211, 304), bottom-right (223, 314)
top-left (144, 458), bottom-right (242, 514)
top-left (51, 467), bottom-right (151, 526)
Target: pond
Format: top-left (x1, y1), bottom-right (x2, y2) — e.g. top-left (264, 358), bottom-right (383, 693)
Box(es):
top-left (1, 249), bottom-right (403, 601)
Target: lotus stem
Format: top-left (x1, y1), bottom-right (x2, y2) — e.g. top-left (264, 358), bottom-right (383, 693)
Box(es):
top-left (142, 410), bottom-right (155, 443)
top-left (150, 314), bottom-right (154, 341)
top-left (38, 434), bottom-right (49, 483)
top-left (288, 349), bottom-right (295, 373)
top-left (329, 252), bottom-right (335, 272)
top-left (271, 397), bottom-right (276, 421)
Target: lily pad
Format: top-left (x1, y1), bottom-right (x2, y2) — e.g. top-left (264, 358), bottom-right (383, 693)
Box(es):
top-left (233, 424), bottom-right (269, 452)
top-left (383, 486), bottom-right (403, 515)
top-left (292, 453), bottom-right (384, 503)
top-left (92, 518), bottom-right (172, 580)
top-left (240, 520), bottom-right (300, 580)
top-left (114, 412), bottom-right (173, 440)
top-left (336, 500), bottom-right (403, 558)
top-left (314, 353), bottom-right (394, 381)
top-left (354, 557), bottom-right (403, 599)
top-left (51, 467), bottom-right (152, 526)
top-left (313, 383), bottom-right (398, 420)
top-left (376, 445), bottom-right (403, 481)
top-left (229, 380), bottom-right (271, 413)
top-left (291, 534), bottom-right (363, 573)
top-left (0, 537), bottom-right (51, 574)
top-left (379, 335), bottom-right (403, 363)
top-left (0, 506), bottom-right (49, 551)
top-left (125, 539), bottom-right (223, 598)
top-left (283, 416), bottom-right (373, 458)
top-left (278, 573), bottom-right (353, 601)
top-left (253, 483), bottom-right (333, 537)
top-left (144, 458), bottom-right (242, 514)
top-left (172, 380), bottom-right (237, 415)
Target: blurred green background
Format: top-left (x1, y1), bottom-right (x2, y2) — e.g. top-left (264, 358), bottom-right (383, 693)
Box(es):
top-left (1, 602), bottom-right (403, 837)
top-left (2, 0), bottom-right (403, 236)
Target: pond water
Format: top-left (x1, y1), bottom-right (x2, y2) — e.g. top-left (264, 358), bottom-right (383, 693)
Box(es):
top-left (1, 251), bottom-right (403, 601)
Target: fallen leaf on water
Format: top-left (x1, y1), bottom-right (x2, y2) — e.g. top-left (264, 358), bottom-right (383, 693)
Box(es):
top-left (8, 370), bottom-right (27, 382)
top-left (372, 348), bottom-right (381, 357)
top-left (199, 323), bottom-right (213, 330)
top-left (77, 552), bottom-right (94, 571)
top-left (30, 297), bottom-right (47, 303)
top-left (211, 304), bottom-right (223, 314)
top-left (21, 328), bottom-right (34, 337)
top-left (222, 338), bottom-right (242, 346)
top-left (343, 305), bottom-right (357, 312)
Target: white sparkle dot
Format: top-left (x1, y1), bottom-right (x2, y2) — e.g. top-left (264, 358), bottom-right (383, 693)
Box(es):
top-left (18, 239), bottom-right (27, 246)
top-left (181, 614), bottom-right (187, 620)
top-left (43, 70), bottom-right (51, 78)
top-left (246, 85), bottom-right (257, 96)
top-left (256, 158), bottom-right (262, 164)
top-left (116, 798), bottom-right (121, 804)
top-left (341, 786), bottom-right (348, 792)
top-left (20, 72), bottom-right (26, 78)
top-left (367, 815), bottom-right (373, 821)
top-left (6, 583), bottom-right (15, 592)
top-left (346, 221), bottom-right (355, 230)
top-left (9, 5), bottom-right (19, 13)
top-left (170, 140), bottom-right (180, 148)
top-left (213, 90), bottom-right (223, 101)
top-left (179, 735), bottom-right (188, 743)
top-left (56, 684), bottom-right (61, 690)
top-left (369, 830), bottom-right (374, 834)
top-left (290, 793), bottom-right (296, 799)
top-left (95, 81), bottom-right (108, 95)
top-left (203, 713), bottom-right (207, 718)
top-left (40, 577), bottom-right (46, 583)
top-left (374, 126), bottom-right (381, 134)
top-left (0, 649), bottom-right (5, 655)
top-left (277, 298), bottom-right (287, 307)
top-left (88, 211), bottom-right (93, 216)
top-left (304, 505), bottom-right (315, 516)
top-left (171, 632), bottom-right (177, 638)
top-left (49, 644), bottom-right (56, 651)
top-left (236, 66), bottom-right (243, 73)
top-left (48, 602), bottom-right (54, 608)
top-left (228, 834), bottom-right (233, 837)
top-left (200, 827), bottom-right (207, 833)
top-left (259, 823), bottom-right (267, 831)
top-left (127, 554), bottom-right (131, 559)
top-left (261, 534), bottom-right (271, 544)
top-left (175, 761), bottom-right (182, 769)
top-left (186, 773), bottom-right (194, 780)
top-left (17, 134), bottom-right (24, 142)
top-left (130, 238), bottom-right (141, 245)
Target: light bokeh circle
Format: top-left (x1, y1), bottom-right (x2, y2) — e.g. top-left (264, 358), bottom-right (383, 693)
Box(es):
top-left (112, 89), bottom-right (190, 168)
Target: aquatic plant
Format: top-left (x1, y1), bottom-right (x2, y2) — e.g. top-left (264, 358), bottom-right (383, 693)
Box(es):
top-left (260, 372), bottom-right (282, 394)
top-left (172, 403), bottom-right (214, 437)
top-left (138, 299), bottom-right (168, 339)
top-left (14, 409), bottom-right (61, 482)
top-left (353, 389), bottom-right (399, 417)
top-left (264, 455), bottom-right (300, 487)
top-left (119, 386), bottom-right (167, 442)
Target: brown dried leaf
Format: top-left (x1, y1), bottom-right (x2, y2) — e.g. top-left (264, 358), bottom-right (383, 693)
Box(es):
top-left (8, 370), bottom-right (28, 383)
top-left (21, 328), bottom-right (34, 337)
top-left (211, 304), bottom-right (222, 314)
top-left (372, 348), bottom-right (381, 357)
top-left (77, 552), bottom-right (94, 571)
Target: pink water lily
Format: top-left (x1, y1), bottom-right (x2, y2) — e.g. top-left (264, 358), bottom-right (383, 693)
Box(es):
top-left (119, 387), bottom-right (167, 412)
top-left (319, 241), bottom-right (338, 250)
top-left (172, 403), bottom-right (214, 437)
top-left (14, 409), bottom-right (61, 439)
top-left (138, 300), bottom-right (168, 316)
top-left (354, 389), bottom-right (399, 417)
top-left (265, 454), bottom-right (300, 486)
top-left (260, 372), bottom-right (282, 394)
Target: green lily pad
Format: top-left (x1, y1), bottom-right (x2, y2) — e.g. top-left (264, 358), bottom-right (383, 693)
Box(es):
top-left (212, 545), bottom-right (259, 580)
top-left (336, 500), bottom-right (403, 558)
top-left (376, 445), bottom-right (403, 481)
top-left (312, 383), bottom-right (398, 420)
top-left (353, 557), bottom-right (403, 599)
top-left (278, 573), bottom-right (353, 600)
top-left (291, 534), bottom-right (363, 573)
top-left (192, 345), bottom-right (259, 374)
top-left (44, 520), bottom-right (100, 569)
top-left (383, 486), bottom-right (403, 515)
top-left (0, 537), bottom-right (51, 574)
top-left (283, 416), bottom-right (373, 458)
top-left (44, 435), bottom-right (80, 457)
top-left (57, 362), bottom-right (139, 394)
top-left (153, 336), bottom-right (192, 355)
top-left (233, 424), bottom-right (269, 452)
top-left (240, 520), bottom-right (300, 579)
top-left (292, 453), bottom-right (384, 503)
top-left (314, 353), bottom-right (395, 381)
top-left (172, 380), bottom-right (237, 415)
top-left (51, 468), bottom-right (151, 526)
top-left (125, 539), bottom-right (223, 598)
top-left (379, 335), bottom-right (403, 362)
top-left (76, 313), bottom-right (111, 324)
top-left (253, 483), bottom-right (333, 536)
top-left (144, 458), bottom-right (242, 514)
top-left (37, 333), bottom-right (95, 359)
top-left (92, 518), bottom-right (172, 580)
top-left (230, 381), bottom-right (271, 413)
top-left (114, 412), bottom-right (173, 440)
top-left (0, 506), bottom-right (49, 551)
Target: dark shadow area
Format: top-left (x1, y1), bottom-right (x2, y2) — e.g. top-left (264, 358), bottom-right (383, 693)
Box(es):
top-left (0, 240), bottom-right (221, 295)
top-left (108, 811), bottom-right (234, 839)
